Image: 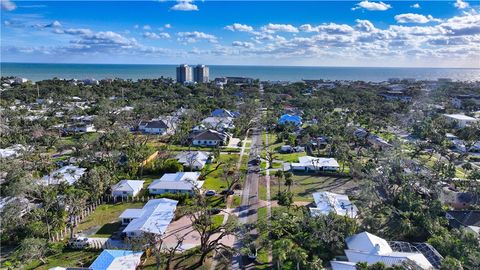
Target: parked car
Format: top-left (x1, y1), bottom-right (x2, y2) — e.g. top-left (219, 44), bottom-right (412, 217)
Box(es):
top-left (68, 237), bottom-right (89, 249)
top-left (205, 190), bottom-right (216, 196)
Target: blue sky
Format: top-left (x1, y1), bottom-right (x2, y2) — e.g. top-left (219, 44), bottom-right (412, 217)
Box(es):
top-left (1, 0), bottom-right (479, 67)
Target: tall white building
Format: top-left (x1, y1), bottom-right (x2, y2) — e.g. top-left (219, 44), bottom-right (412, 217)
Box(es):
top-left (176, 64), bottom-right (193, 83)
top-left (193, 64), bottom-right (209, 83)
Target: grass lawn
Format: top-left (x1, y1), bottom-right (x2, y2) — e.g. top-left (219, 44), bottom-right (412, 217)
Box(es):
top-left (75, 202), bottom-right (145, 237)
top-left (279, 174), bottom-right (356, 201)
top-left (275, 152), bottom-right (306, 163)
top-left (258, 181), bottom-right (268, 201)
top-left (24, 250), bottom-right (100, 270)
top-left (202, 153), bottom-right (240, 191)
top-left (231, 195), bottom-right (242, 208)
top-left (142, 249), bottom-right (212, 270)
top-left (211, 214), bottom-right (224, 228)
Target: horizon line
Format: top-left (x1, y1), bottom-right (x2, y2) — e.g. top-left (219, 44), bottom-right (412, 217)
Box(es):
top-left (2, 62), bottom-right (479, 70)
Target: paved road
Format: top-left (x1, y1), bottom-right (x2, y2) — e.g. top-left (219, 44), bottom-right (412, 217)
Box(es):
top-left (231, 84), bottom-right (264, 269)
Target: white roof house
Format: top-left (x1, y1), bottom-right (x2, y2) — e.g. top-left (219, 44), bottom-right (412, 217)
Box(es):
top-left (310, 192), bottom-right (358, 218)
top-left (330, 232), bottom-right (434, 270)
top-left (195, 116), bottom-right (234, 131)
top-left (112, 180), bottom-right (145, 197)
top-left (148, 172), bottom-right (203, 194)
top-left (290, 156), bottom-right (339, 172)
top-left (120, 198), bottom-right (178, 237)
top-left (90, 249), bottom-right (144, 270)
top-left (175, 151), bottom-right (210, 170)
top-left (444, 114), bottom-right (478, 128)
top-left (41, 165), bottom-right (87, 185)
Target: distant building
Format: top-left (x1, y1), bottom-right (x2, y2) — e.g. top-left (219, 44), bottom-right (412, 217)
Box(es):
top-left (278, 114), bottom-right (302, 126)
top-left (176, 64), bottom-right (193, 83)
top-left (193, 65), bottom-right (209, 83)
top-left (225, 76), bottom-right (254, 84)
top-left (443, 114), bottom-right (478, 128)
top-left (41, 165), bottom-right (87, 185)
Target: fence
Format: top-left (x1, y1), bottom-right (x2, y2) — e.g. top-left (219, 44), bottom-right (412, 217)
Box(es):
top-left (50, 194), bottom-right (160, 242)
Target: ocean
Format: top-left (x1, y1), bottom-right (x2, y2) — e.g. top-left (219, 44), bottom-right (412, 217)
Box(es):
top-left (1, 63), bottom-right (479, 82)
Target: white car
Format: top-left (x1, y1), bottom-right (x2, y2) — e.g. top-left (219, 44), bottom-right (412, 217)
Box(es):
top-left (68, 237), bottom-right (89, 249)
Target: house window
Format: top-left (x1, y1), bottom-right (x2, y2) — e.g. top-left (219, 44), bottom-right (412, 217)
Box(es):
top-left (122, 191), bottom-right (127, 194)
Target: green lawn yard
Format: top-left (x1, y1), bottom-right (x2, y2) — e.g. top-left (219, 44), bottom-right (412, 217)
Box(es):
top-left (25, 250), bottom-right (100, 270)
top-left (271, 174), bottom-right (358, 201)
top-left (75, 202), bottom-right (145, 237)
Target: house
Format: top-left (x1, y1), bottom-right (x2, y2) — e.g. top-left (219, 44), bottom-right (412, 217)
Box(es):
top-left (195, 117), bottom-right (234, 131)
top-left (148, 172), bottom-right (203, 194)
top-left (446, 210), bottom-right (480, 235)
top-left (280, 145), bottom-right (305, 153)
top-left (65, 124), bottom-right (96, 133)
top-left (290, 156), bottom-right (339, 172)
top-left (175, 151), bottom-right (211, 170)
top-left (278, 114), bottom-right (302, 126)
top-left (443, 114), bottom-right (478, 128)
top-left (367, 135), bottom-right (392, 149)
top-left (191, 129), bottom-right (230, 147)
top-left (309, 192), bottom-right (358, 218)
top-left (112, 180), bottom-right (145, 197)
top-left (0, 196), bottom-right (36, 218)
top-left (379, 91), bottom-right (412, 102)
top-left (330, 232), bottom-right (435, 270)
top-left (90, 249), bottom-right (143, 270)
top-left (119, 198), bottom-right (178, 237)
top-left (41, 165), bottom-right (87, 185)
top-left (138, 118), bottom-right (176, 135)
top-left (211, 108), bottom-right (239, 118)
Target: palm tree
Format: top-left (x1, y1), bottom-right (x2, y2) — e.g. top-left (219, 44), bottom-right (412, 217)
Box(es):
top-left (284, 173), bottom-right (294, 192)
top-left (288, 246), bottom-right (308, 270)
top-left (272, 239), bottom-right (293, 270)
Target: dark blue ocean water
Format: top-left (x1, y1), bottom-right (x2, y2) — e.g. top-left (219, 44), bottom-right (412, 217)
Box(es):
top-left (1, 62), bottom-right (479, 82)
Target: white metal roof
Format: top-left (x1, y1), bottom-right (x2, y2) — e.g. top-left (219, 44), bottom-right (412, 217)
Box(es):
top-left (310, 191), bottom-right (358, 218)
top-left (296, 156), bottom-right (339, 168)
top-left (41, 165), bottom-right (87, 185)
top-left (122, 198), bottom-right (178, 235)
top-left (444, 114), bottom-right (477, 121)
top-left (112, 180), bottom-right (145, 192)
top-left (346, 232), bottom-right (393, 255)
top-left (148, 172), bottom-right (202, 190)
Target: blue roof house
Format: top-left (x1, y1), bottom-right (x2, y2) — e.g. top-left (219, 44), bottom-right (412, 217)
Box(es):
top-left (278, 114), bottom-right (302, 126)
top-left (90, 249), bottom-right (143, 270)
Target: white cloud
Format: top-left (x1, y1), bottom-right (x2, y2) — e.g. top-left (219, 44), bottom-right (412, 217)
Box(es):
top-left (1, 0), bottom-right (16, 11)
top-left (171, 0), bottom-right (198, 11)
top-left (164, 23), bottom-right (171, 29)
top-left (395, 13), bottom-right (442, 24)
top-left (454, 0), bottom-right (469, 9)
top-left (232, 41), bottom-right (254, 48)
top-left (299, 23), bottom-right (354, 34)
top-left (353, 0), bottom-right (391, 11)
top-left (411, 3), bottom-right (420, 9)
top-left (143, 25), bottom-right (151, 30)
top-left (224, 23), bottom-right (254, 33)
top-left (355, 19), bottom-right (377, 32)
top-left (261, 23), bottom-right (298, 33)
top-left (143, 32), bottom-right (170, 39)
top-left (177, 31), bottom-right (217, 43)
